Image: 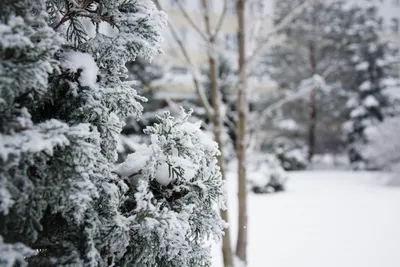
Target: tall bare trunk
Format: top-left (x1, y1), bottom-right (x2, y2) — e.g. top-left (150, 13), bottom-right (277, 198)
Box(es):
top-left (208, 49), bottom-right (235, 267)
top-left (308, 87), bottom-right (317, 161)
top-left (235, 0), bottom-right (248, 264)
top-left (308, 42), bottom-right (317, 161)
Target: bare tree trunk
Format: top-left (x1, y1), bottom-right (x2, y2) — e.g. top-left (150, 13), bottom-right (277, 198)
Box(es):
top-left (235, 0), bottom-right (248, 264)
top-left (208, 53), bottom-right (235, 267)
top-left (308, 87), bottom-right (317, 161)
top-left (308, 42), bottom-right (317, 161)
top-left (201, 0), bottom-right (234, 264)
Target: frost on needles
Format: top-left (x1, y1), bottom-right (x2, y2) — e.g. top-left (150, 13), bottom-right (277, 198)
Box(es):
top-left (0, 0), bottom-right (225, 266)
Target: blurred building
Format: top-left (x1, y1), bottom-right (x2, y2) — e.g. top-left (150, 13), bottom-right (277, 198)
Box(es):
top-left (153, 0), bottom-right (400, 101)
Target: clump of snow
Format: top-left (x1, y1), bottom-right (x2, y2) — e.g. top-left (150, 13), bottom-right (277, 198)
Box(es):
top-left (363, 95), bottom-right (379, 107)
top-left (359, 80), bottom-right (372, 91)
top-left (154, 162), bottom-right (171, 186)
top-left (350, 106), bottom-right (367, 118)
top-left (356, 61), bottom-right (369, 71)
top-left (114, 144), bottom-right (153, 177)
top-left (0, 187), bottom-right (14, 215)
top-left (0, 119), bottom-right (70, 161)
top-left (61, 51), bottom-right (99, 88)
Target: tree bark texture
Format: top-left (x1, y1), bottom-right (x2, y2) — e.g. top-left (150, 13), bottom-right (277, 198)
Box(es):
top-left (209, 54), bottom-right (235, 267)
top-left (308, 42), bottom-right (317, 161)
top-left (235, 0), bottom-right (248, 264)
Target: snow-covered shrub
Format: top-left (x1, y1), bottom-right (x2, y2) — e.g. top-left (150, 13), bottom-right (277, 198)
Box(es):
top-left (277, 147), bottom-right (309, 171)
top-left (269, 137), bottom-right (309, 171)
top-left (361, 117), bottom-right (400, 185)
top-left (114, 109), bottom-right (226, 266)
top-left (248, 153), bottom-right (288, 194)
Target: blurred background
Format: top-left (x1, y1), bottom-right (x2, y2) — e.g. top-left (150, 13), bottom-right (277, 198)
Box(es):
top-left (117, 0), bottom-right (400, 266)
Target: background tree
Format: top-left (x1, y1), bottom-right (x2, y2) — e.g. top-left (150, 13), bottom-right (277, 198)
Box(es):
top-left (340, 4), bottom-right (398, 168)
top-left (266, 0), bottom-right (347, 162)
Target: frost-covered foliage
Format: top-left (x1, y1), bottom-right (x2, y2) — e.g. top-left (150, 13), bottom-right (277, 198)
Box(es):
top-left (276, 144), bottom-right (309, 171)
top-left (341, 4), bottom-right (398, 167)
top-left (248, 153), bottom-right (288, 194)
top-left (114, 109), bottom-right (226, 266)
top-left (122, 57), bottom-right (166, 135)
top-left (0, 0), bottom-right (218, 266)
top-left (361, 116), bottom-right (400, 185)
top-left (118, 57), bottom-right (167, 162)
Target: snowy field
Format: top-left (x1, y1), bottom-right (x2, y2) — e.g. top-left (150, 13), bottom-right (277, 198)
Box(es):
top-left (212, 171), bottom-right (400, 267)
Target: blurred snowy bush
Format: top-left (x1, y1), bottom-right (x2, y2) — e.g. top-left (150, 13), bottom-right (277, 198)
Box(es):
top-left (247, 153), bottom-right (288, 194)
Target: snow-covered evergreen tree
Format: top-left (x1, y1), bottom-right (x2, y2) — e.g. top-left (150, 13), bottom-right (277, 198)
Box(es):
top-left (341, 4), bottom-right (398, 167)
top-left (1, 0), bottom-right (225, 266)
top-left (114, 109), bottom-right (226, 266)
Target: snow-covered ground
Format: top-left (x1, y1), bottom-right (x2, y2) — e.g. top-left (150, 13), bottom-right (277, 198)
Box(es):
top-left (212, 171), bottom-right (400, 267)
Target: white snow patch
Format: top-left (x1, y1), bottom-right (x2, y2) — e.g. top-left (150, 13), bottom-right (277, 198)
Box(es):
top-left (356, 61), bottom-right (369, 71)
top-left (212, 170), bottom-right (400, 267)
top-left (350, 106), bottom-right (367, 118)
top-left (359, 80), bottom-right (371, 91)
top-left (61, 51), bottom-right (99, 88)
top-left (114, 144), bottom-right (153, 177)
top-left (155, 162), bottom-right (171, 186)
top-left (363, 95), bottom-right (379, 107)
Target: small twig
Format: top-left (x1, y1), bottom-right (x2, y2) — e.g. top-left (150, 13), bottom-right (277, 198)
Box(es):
top-left (174, 0), bottom-right (208, 42)
top-left (128, 169), bottom-right (143, 179)
top-left (53, 11), bottom-right (115, 30)
top-left (154, 0), bottom-right (214, 119)
top-left (31, 242), bottom-right (57, 250)
top-left (212, 0), bottom-right (228, 39)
